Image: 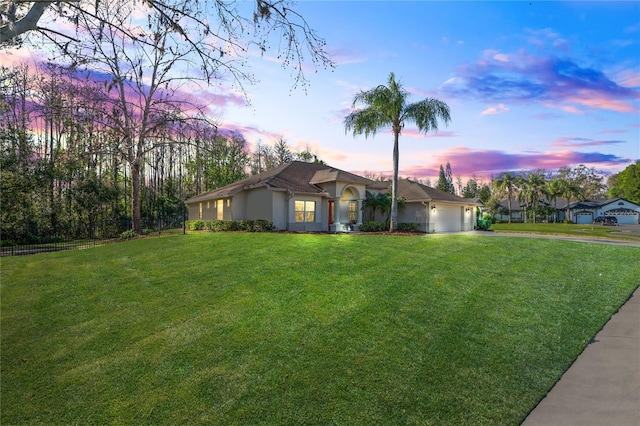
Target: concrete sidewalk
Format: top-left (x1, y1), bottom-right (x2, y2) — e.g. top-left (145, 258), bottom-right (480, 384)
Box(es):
top-left (522, 287), bottom-right (640, 426)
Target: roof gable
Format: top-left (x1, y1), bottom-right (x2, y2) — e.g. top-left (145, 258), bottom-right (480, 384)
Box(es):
top-left (186, 161), bottom-right (379, 204)
top-left (381, 179), bottom-right (478, 204)
top-left (570, 198), bottom-right (640, 210)
top-left (309, 168), bottom-right (376, 186)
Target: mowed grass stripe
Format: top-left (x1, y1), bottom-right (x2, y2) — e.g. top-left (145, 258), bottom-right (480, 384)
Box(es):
top-left (2, 233), bottom-right (638, 425)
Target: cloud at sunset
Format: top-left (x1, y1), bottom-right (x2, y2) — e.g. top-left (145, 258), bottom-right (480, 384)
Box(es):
top-left (441, 51), bottom-right (639, 113)
top-left (395, 147), bottom-right (632, 181)
top-left (552, 137), bottom-right (627, 148)
top-left (481, 104), bottom-right (509, 115)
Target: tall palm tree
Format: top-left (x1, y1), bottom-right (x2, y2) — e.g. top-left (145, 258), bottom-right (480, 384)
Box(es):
top-left (524, 171), bottom-right (546, 223)
top-left (344, 72), bottom-right (451, 231)
top-left (546, 178), bottom-right (564, 222)
top-left (494, 172), bottom-right (517, 223)
top-left (557, 166), bottom-right (592, 223)
top-left (517, 176), bottom-right (531, 223)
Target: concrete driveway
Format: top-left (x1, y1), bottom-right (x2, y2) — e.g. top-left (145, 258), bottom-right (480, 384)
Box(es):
top-left (616, 224), bottom-right (640, 236)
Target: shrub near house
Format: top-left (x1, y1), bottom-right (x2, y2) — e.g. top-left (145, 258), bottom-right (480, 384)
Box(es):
top-left (188, 219), bottom-right (274, 232)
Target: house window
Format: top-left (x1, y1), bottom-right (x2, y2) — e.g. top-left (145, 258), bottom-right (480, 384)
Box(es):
top-left (227, 199), bottom-right (230, 207)
top-left (199, 203), bottom-right (203, 219)
top-left (295, 200), bottom-right (315, 222)
top-left (217, 200), bottom-right (224, 220)
top-left (348, 201), bottom-right (358, 222)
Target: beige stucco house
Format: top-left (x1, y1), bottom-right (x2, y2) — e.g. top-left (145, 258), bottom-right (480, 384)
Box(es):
top-left (185, 161), bottom-right (480, 233)
top-left (378, 179), bottom-right (479, 233)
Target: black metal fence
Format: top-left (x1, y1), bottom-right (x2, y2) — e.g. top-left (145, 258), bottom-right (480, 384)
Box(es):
top-left (1, 216), bottom-right (186, 257)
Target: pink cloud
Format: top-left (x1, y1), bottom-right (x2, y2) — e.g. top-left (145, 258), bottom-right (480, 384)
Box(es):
top-left (392, 146), bottom-right (631, 181)
top-left (616, 69), bottom-right (640, 88)
top-left (442, 52), bottom-right (639, 114)
top-left (597, 129), bottom-right (628, 135)
top-left (552, 137), bottom-right (626, 148)
top-left (566, 90), bottom-right (639, 113)
top-left (481, 104), bottom-right (509, 115)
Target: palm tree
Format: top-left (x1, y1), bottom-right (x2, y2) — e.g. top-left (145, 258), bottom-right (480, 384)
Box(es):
top-left (494, 172), bottom-right (517, 223)
top-left (344, 72), bottom-right (451, 231)
top-left (546, 178), bottom-right (564, 222)
top-left (362, 192), bottom-right (384, 221)
top-left (557, 166), bottom-right (585, 223)
top-left (517, 176), bottom-right (531, 223)
top-left (527, 171), bottom-right (546, 223)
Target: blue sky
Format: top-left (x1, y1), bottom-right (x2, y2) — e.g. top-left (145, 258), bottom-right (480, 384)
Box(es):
top-left (216, 1), bottom-right (639, 181)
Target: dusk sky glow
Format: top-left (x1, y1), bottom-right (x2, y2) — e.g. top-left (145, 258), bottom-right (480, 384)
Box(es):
top-left (221, 1), bottom-right (640, 181)
top-left (4, 1), bottom-right (639, 182)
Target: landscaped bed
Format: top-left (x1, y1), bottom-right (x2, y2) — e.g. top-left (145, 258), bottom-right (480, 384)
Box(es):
top-left (2, 233), bottom-right (638, 424)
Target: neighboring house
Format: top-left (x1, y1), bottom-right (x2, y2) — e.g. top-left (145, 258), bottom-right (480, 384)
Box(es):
top-left (375, 179), bottom-right (480, 233)
top-left (568, 198), bottom-right (640, 224)
top-left (185, 161), bottom-right (480, 233)
top-left (497, 197), bottom-right (570, 222)
top-left (495, 197), bottom-right (640, 224)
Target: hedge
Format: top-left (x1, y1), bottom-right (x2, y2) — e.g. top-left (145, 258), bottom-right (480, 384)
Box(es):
top-left (187, 219), bottom-right (274, 233)
top-left (359, 221), bottom-right (419, 232)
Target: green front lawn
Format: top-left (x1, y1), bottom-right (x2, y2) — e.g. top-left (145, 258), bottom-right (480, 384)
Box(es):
top-left (491, 222), bottom-right (640, 242)
top-left (2, 233), bottom-right (638, 425)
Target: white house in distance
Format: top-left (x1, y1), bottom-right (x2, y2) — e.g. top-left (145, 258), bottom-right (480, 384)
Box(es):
top-left (185, 161), bottom-right (480, 233)
top-left (497, 197), bottom-right (640, 224)
top-left (570, 198), bottom-right (640, 224)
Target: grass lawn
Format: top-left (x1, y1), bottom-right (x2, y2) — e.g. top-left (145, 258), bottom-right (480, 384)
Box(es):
top-left (491, 222), bottom-right (640, 242)
top-left (2, 233), bottom-right (638, 425)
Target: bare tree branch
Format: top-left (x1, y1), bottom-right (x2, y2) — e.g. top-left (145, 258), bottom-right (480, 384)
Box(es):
top-left (0, 1), bottom-right (50, 42)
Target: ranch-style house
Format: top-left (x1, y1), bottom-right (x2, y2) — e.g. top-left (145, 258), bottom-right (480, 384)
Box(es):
top-left (185, 161), bottom-right (480, 233)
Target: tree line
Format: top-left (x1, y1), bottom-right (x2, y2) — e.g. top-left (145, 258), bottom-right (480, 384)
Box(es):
top-left (0, 64), bottom-right (320, 244)
top-left (407, 160), bottom-right (636, 224)
top-left (2, 60), bottom-right (635, 244)
top-left (1, 0), bottom-right (333, 244)
top-left (363, 158), bottom-right (634, 223)
top-left (487, 166), bottom-right (610, 223)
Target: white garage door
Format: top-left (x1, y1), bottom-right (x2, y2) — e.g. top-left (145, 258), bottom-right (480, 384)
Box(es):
top-left (575, 212), bottom-right (593, 224)
top-left (436, 204), bottom-right (462, 232)
top-left (605, 209), bottom-right (640, 225)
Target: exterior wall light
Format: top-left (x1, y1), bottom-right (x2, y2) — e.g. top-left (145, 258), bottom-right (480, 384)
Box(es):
top-left (431, 205), bottom-right (436, 212)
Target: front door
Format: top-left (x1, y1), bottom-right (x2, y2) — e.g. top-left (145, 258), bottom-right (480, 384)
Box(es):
top-left (328, 200), bottom-right (334, 231)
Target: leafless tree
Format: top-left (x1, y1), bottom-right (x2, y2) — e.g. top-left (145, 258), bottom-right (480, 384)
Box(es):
top-left (1, 0), bottom-right (333, 90)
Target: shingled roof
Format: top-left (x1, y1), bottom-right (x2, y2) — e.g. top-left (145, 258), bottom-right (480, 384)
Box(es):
top-left (570, 199), bottom-right (618, 209)
top-left (185, 161), bottom-right (380, 204)
top-left (381, 179), bottom-right (480, 204)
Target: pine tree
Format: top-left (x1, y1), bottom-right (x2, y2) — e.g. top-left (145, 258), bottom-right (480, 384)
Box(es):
top-left (445, 162), bottom-right (455, 194)
top-left (436, 165), bottom-right (448, 192)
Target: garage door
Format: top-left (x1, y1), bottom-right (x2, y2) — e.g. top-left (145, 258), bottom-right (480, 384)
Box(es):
top-left (605, 209), bottom-right (640, 225)
top-left (575, 211), bottom-right (593, 224)
top-left (436, 204), bottom-right (462, 232)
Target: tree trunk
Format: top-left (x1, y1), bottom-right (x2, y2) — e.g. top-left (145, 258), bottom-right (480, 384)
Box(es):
top-left (131, 160), bottom-right (142, 234)
top-left (390, 132), bottom-right (399, 232)
top-left (507, 189), bottom-right (512, 224)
